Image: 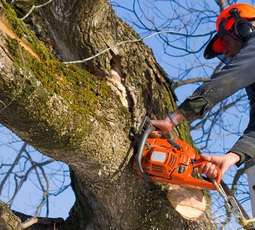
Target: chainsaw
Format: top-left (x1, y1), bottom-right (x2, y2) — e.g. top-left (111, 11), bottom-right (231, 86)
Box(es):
top-left (134, 116), bottom-right (221, 190)
top-left (133, 116), bottom-right (255, 228)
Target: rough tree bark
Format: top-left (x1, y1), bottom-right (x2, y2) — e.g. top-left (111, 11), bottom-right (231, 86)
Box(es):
top-left (0, 1), bottom-right (214, 229)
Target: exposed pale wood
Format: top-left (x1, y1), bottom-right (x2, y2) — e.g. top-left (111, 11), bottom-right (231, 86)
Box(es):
top-left (0, 19), bottom-right (40, 61)
top-left (167, 185), bottom-right (207, 220)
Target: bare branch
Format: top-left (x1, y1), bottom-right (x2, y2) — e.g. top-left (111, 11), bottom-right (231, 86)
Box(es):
top-left (173, 77), bottom-right (210, 88)
top-left (215, 0), bottom-right (226, 11)
top-left (20, 217), bottom-right (38, 229)
top-left (7, 157), bottom-right (54, 208)
top-left (63, 30), bottom-right (213, 64)
top-left (23, 151), bottom-right (50, 217)
top-left (21, 0), bottom-right (54, 21)
top-left (13, 209), bottom-right (64, 228)
top-left (0, 143), bottom-right (26, 195)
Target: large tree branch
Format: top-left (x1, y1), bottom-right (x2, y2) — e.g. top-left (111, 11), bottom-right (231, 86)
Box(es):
top-left (0, 201), bottom-right (64, 230)
top-left (0, 1), bottom-right (213, 229)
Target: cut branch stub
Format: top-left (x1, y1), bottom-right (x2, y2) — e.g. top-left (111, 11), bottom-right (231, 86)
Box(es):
top-left (0, 202), bottom-right (22, 230)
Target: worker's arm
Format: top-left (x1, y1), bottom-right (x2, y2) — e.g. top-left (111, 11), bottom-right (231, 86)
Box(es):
top-left (152, 36), bottom-right (255, 170)
top-left (195, 85), bottom-right (255, 177)
top-left (153, 36), bottom-right (255, 131)
top-left (186, 84), bottom-right (255, 168)
top-left (179, 36), bottom-right (255, 121)
top-left (227, 84), bottom-right (255, 166)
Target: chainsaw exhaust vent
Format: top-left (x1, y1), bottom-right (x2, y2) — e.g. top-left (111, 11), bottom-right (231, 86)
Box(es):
top-left (168, 153), bottom-right (177, 170)
top-left (151, 165), bottom-right (163, 172)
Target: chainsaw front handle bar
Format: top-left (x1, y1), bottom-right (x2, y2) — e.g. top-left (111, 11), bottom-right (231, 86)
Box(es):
top-left (136, 125), bottom-right (155, 175)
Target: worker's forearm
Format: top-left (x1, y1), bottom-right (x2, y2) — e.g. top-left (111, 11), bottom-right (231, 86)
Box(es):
top-left (178, 96), bottom-right (208, 121)
top-left (175, 36), bottom-right (255, 122)
top-left (229, 133), bottom-right (254, 166)
top-left (225, 152), bottom-right (241, 166)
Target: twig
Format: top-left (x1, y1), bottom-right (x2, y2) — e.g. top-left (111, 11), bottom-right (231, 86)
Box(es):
top-left (63, 30), bottom-right (213, 64)
top-left (215, 0), bottom-right (226, 11)
top-left (0, 143), bottom-right (26, 195)
top-left (7, 158), bottom-right (53, 207)
top-left (172, 77), bottom-right (210, 88)
top-left (21, 0), bottom-right (54, 21)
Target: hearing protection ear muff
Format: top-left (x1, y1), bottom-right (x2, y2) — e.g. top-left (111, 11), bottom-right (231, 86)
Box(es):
top-left (229, 8), bottom-right (255, 40)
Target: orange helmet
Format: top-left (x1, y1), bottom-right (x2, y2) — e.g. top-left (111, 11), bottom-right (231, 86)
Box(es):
top-left (204, 3), bottom-right (255, 59)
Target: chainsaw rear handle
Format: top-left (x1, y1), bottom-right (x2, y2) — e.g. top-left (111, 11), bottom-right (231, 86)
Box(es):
top-left (192, 159), bottom-right (222, 185)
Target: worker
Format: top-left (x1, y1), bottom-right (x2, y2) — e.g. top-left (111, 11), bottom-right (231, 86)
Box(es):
top-left (151, 3), bottom-right (255, 179)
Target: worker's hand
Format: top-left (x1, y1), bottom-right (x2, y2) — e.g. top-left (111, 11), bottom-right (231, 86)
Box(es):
top-left (150, 116), bottom-right (174, 133)
top-left (199, 152), bottom-right (240, 178)
top-left (151, 111), bottom-right (186, 133)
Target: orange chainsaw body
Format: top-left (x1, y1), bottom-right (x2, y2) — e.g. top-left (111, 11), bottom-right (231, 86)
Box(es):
top-left (139, 132), bottom-right (221, 190)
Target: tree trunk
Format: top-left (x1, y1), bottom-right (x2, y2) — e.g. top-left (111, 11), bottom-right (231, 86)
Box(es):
top-left (0, 1), bottom-right (213, 229)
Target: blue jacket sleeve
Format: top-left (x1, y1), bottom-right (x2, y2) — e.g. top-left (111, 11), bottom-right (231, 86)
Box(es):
top-left (229, 84), bottom-right (255, 166)
top-left (179, 36), bottom-right (255, 121)
top-left (178, 36), bottom-right (255, 166)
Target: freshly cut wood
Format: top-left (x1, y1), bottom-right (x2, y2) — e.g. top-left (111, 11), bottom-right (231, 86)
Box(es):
top-left (167, 185), bottom-right (207, 220)
top-left (0, 19), bottom-right (40, 61)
